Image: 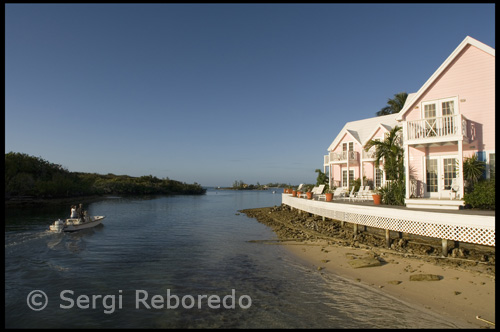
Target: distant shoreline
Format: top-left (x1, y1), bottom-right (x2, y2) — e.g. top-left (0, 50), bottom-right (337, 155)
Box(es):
top-left (5, 195), bottom-right (108, 207)
top-left (215, 187), bottom-right (283, 191)
top-left (5, 192), bottom-right (207, 207)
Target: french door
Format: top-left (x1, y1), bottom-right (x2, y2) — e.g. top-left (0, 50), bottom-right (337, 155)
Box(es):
top-left (426, 156), bottom-right (458, 198)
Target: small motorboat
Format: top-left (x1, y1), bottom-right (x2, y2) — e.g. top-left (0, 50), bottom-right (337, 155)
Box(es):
top-left (49, 215), bottom-right (105, 233)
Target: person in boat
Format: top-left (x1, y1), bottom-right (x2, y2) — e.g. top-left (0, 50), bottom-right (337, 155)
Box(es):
top-left (70, 205), bottom-right (77, 218)
top-left (76, 204), bottom-right (84, 221)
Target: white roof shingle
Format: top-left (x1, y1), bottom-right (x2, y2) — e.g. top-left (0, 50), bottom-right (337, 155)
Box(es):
top-left (327, 113), bottom-right (400, 151)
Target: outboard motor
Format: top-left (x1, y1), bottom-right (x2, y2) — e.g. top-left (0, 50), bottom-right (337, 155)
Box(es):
top-left (49, 219), bottom-right (65, 232)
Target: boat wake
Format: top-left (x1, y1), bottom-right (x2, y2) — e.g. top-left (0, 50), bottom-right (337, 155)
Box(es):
top-left (5, 229), bottom-right (55, 249)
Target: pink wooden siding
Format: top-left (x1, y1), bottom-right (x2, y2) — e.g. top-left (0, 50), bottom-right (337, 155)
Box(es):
top-left (371, 127), bottom-right (386, 141)
top-left (402, 44), bottom-right (495, 150)
top-left (362, 162), bottom-right (375, 181)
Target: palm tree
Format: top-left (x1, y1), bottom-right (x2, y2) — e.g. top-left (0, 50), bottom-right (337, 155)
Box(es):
top-left (365, 126), bottom-right (404, 181)
top-left (462, 154), bottom-right (486, 193)
top-left (315, 169), bottom-right (328, 186)
top-left (376, 92), bottom-right (408, 116)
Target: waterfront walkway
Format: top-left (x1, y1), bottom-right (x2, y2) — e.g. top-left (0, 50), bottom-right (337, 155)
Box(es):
top-left (282, 194), bottom-right (495, 247)
top-left (328, 198), bottom-right (495, 216)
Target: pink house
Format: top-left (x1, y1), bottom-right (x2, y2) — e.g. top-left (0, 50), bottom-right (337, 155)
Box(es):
top-left (398, 36), bottom-right (495, 209)
top-left (324, 36), bottom-right (495, 209)
top-left (324, 113), bottom-right (399, 190)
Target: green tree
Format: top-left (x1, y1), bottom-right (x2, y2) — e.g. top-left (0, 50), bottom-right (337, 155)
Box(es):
top-left (376, 92), bottom-right (408, 116)
top-left (315, 169), bottom-right (328, 186)
top-left (462, 154), bottom-right (486, 193)
top-left (364, 126), bottom-right (404, 181)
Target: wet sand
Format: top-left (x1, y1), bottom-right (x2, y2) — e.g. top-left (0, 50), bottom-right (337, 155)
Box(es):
top-left (241, 205), bottom-right (495, 329)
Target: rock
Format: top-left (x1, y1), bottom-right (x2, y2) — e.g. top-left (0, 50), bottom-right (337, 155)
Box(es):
top-left (348, 257), bottom-right (382, 268)
top-left (409, 274), bottom-right (442, 281)
top-left (387, 280), bottom-right (402, 285)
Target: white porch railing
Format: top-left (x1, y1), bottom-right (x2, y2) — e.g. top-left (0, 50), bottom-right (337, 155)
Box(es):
top-left (405, 114), bottom-right (469, 143)
top-left (362, 148), bottom-right (376, 159)
top-left (324, 154), bottom-right (329, 166)
top-left (329, 151), bottom-right (358, 163)
top-left (282, 194), bottom-right (495, 246)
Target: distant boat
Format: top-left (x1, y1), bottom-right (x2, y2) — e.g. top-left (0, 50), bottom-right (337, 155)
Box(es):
top-left (272, 190), bottom-right (276, 194)
top-left (49, 216), bottom-right (105, 233)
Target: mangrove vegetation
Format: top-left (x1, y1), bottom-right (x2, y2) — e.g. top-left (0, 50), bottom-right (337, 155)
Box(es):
top-left (5, 152), bottom-right (206, 201)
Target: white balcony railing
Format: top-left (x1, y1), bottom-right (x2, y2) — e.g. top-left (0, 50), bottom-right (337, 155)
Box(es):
top-left (329, 151), bottom-right (358, 163)
top-left (324, 155), bottom-right (329, 166)
top-left (405, 114), bottom-right (469, 143)
top-left (362, 148), bottom-right (377, 160)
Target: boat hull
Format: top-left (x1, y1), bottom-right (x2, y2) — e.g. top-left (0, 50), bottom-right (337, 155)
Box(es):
top-left (49, 216), bottom-right (105, 232)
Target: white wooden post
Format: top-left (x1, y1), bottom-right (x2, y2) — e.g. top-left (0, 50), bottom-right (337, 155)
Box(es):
top-left (458, 140), bottom-right (464, 199)
top-left (405, 144), bottom-right (410, 199)
top-left (346, 153), bottom-right (350, 190)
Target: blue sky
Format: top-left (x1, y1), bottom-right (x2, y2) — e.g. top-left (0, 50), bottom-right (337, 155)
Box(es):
top-left (5, 4), bottom-right (495, 187)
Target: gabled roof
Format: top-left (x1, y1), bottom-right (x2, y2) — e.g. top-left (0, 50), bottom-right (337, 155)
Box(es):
top-left (362, 123), bottom-right (393, 147)
top-left (327, 113), bottom-right (399, 151)
top-left (396, 36), bottom-right (495, 121)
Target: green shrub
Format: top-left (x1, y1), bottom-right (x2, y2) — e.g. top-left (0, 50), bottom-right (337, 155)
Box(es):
top-left (379, 180), bottom-right (405, 206)
top-left (464, 179), bottom-right (495, 210)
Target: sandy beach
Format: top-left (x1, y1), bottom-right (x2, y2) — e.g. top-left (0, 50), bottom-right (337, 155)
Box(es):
top-left (241, 205), bottom-right (495, 329)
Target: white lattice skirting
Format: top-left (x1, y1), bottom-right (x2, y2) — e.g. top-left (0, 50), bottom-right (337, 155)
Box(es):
top-left (282, 195), bottom-right (495, 247)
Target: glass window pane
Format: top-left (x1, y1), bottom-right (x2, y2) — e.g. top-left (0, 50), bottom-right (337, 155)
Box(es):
top-left (375, 168), bottom-right (383, 188)
top-left (424, 104), bottom-right (436, 118)
top-left (443, 158), bottom-right (457, 190)
top-left (426, 159), bottom-right (438, 193)
top-left (442, 101), bottom-right (454, 116)
top-left (490, 153), bottom-right (495, 179)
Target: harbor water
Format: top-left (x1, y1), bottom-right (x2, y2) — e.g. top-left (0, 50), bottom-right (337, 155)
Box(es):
top-left (5, 189), bottom-right (461, 328)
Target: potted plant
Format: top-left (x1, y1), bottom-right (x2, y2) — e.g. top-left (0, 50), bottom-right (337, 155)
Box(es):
top-left (306, 185), bottom-right (314, 199)
top-left (372, 187), bottom-right (382, 205)
top-left (292, 187), bottom-right (297, 197)
top-left (324, 187), bottom-right (334, 202)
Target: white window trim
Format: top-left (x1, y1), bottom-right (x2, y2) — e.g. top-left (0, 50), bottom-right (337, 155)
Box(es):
top-left (486, 151), bottom-right (495, 179)
top-left (342, 141), bottom-right (354, 151)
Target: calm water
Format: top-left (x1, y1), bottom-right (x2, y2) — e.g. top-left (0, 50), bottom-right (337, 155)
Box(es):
top-left (5, 189), bottom-right (462, 328)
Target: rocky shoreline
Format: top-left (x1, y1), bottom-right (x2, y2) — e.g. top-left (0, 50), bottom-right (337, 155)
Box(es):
top-left (240, 204), bottom-right (495, 275)
top-left (240, 204), bottom-right (496, 328)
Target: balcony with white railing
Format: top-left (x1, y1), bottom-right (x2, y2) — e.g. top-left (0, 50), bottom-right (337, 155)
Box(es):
top-left (404, 114), bottom-right (470, 145)
top-left (329, 151), bottom-right (359, 164)
top-left (324, 154), bottom-right (330, 166)
top-left (362, 148), bottom-right (377, 160)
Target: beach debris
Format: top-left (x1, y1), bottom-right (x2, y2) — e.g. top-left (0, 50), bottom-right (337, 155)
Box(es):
top-left (476, 316), bottom-right (495, 326)
top-left (347, 257), bottom-right (381, 268)
top-left (387, 280), bottom-right (402, 285)
top-left (409, 274), bottom-right (441, 281)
